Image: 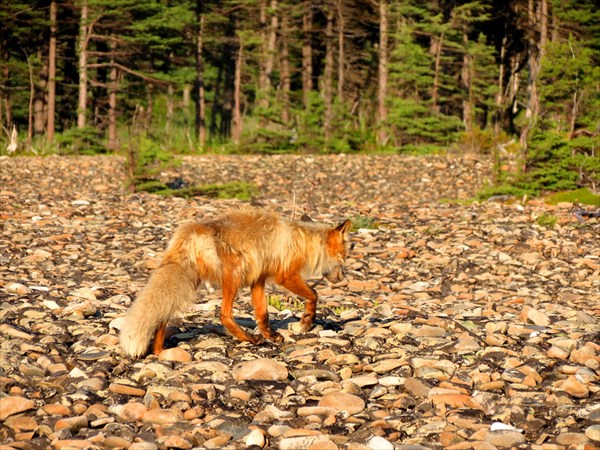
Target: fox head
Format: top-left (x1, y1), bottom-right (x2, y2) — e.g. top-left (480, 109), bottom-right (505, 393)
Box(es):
top-left (324, 220), bottom-right (352, 283)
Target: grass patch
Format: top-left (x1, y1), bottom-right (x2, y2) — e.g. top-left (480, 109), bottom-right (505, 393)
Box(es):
top-left (476, 184), bottom-right (531, 202)
top-left (268, 295), bottom-right (303, 312)
top-left (136, 180), bottom-right (258, 200)
top-left (350, 215), bottom-right (379, 231)
top-left (536, 213), bottom-right (558, 228)
top-left (329, 305), bottom-right (355, 316)
top-left (544, 188), bottom-right (599, 206)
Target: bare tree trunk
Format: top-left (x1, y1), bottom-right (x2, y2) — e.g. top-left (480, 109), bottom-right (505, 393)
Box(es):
top-left (166, 84), bottom-right (174, 134)
top-left (280, 13), bottom-right (291, 124)
top-left (266, 0), bottom-right (278, 88)
top-left (431, 31), bottom-right (445, 113)
top-left (461, 32), bottom-right (474, 132)
top-left (323, 7), bottom-right (334, 141)
top-left (377, 0), bottom-right (388, 146)
top-left (145, 84), bottom-right (153, 132)
top-left (258, 0), bottom-right (278, 111)
top-left (108, 36), bottom-right (118, 151)
top-left (33, 58), bottom-right (47, 135)
top-left (568, 91), bottom-right (579, 140)
top-left (3, 62), bottom-right (12, 127)
top-left (195, 1), bottom-right (206, 148)
top-left (302, 1), bottom-right (313, 108)
top-left (495, 33), bottom-right (507, 135)
top-left (336, 0), bottom-right (345, 102)
top-left (47, 0), bottom-right (57, 142)
top-left (77, 0), bottom-right (88, 129)
top-left (258, 0), bottom-right (268, 105)
top-left (26, 53), bottom-right (34, 149)
top-left (232, 41), bottom-right (243, 144)
top-left (519, 0), bottom-right (547, 153)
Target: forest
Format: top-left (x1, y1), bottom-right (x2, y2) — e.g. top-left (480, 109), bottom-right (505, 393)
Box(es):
top-left (1, 0), bottom-right (598, 195)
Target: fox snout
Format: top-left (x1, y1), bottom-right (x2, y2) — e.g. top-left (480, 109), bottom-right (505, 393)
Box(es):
top-left (325, 265), bottom-right (344, 283)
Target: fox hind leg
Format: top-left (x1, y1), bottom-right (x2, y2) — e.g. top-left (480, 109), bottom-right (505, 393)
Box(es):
top-left (152, 322), bottom-right (167, 355)
top-left (276, 273), bottom-right (318, 332)
top-left (220, 270), bottom-right (263, 344)
top-left (251, 278), bottom-right (284, 342)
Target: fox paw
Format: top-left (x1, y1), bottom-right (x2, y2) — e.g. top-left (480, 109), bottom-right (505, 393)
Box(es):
top-left (300, 315), bottom-right (315, 332)
top-left (268, 332), bottom-right (284, 343)
top-left (248, 334), bottom-right (265, 345)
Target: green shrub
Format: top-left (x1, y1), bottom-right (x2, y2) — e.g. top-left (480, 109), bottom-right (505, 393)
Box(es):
top-left (536, 213), bottom-right (558, 228)
top-left (545, 188), bottom-right (600, 206)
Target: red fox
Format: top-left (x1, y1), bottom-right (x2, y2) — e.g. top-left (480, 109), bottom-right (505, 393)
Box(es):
top-left (119, 208), bottom-right (352, 358)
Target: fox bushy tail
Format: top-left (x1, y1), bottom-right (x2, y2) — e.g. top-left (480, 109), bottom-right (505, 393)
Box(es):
top-left (119, 261), bottom-right (198, 358)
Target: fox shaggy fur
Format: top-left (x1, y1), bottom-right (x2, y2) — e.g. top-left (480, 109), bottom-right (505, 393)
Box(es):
top-left (119, 208), bottom-right (352, 358)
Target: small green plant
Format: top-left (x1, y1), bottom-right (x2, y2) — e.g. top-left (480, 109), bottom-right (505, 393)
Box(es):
top-left (268, 295), bottom-right (303, 312)
top-left (536, 213), bottom-right (558, 228)
top-left (137, 181), bottom-right (258, 200)
top-left (329, 305), bottom-right (355, 316)
top-left (55, 127), bottom-right (107, 155)
top-left (544, 188), bottom-right (600, 206)
top-left (424, 225), bottom-right (444, 236)
top-left (267, 295), bottom-right (286, 311)
top-left (351, 215), bottom-right (379, 231)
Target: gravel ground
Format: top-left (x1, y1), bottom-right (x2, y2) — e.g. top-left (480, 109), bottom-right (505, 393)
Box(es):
top-left (0, 154), bottom-right (598, 450)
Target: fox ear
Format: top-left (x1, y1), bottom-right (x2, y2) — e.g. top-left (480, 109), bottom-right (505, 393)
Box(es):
top-left (336, 220), bottom-right (352, 235)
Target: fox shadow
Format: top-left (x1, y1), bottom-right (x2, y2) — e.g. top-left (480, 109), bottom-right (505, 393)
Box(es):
top-left (166, 314), bottom-right (354, 348)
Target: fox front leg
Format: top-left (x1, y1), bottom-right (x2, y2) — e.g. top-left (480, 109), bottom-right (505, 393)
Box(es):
top-left (276, 273), bottom-right (319, 332)
top-left (251, 278), bottom-right (284, 342)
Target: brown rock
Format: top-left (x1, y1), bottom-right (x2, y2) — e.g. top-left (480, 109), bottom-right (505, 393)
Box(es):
top-left (404, 377), bottom-right (431, 398)
top-left (232, 358), bottom-right (288, 382)
top-left (203, 434), bottom-right (231, 449)
top-left (142, 408), bottom-right (183, 425)
top-left (318, 392), bottom-right (365, 415)
top-left (0, 396), bottom-right (35, 421)
top-left (519, 305), bottom-right (551, 326)
top-left (484, 430), bottom-right (525, 448)
top-left (158, 347), bottom-right (192, 363)
top-left (118, 402), bottom-right (148, 422)
top-left (559, 375), bottom-right (589, 398)
top-left (108, 383), bottom-right (146, 396)
top-left (54, 415), bottom-right (88, 432)
top-left (3, 415), bottom-right (38, 431)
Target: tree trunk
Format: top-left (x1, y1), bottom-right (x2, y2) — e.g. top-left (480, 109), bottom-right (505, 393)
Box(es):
top-left (336, 0), bottom-right (345, 102)
top-left (258, 0), bottom-right (268, 105)
top-left (266, 0), bottom-right (278, 89)
top-left (232, 41), bottom-right (243, 144)
top-left (431, 31), bottom-right (445, 113)
top-left (47, 0), bottom-right (57, 142)
top-left (3, 62), bottom-right (12, 127)
top-left (77, 0), bottom-right (88, 129)
top-left (323, 7), bottom-right (334, 141)
top-left (145, 84), bottom-right (153, 132)
top-left (519, 0), bottom-right (547, 152)
top-left (258, 0), bottom-right (278, 111)
top-left (108, 36), bottom-right (118, 151)
top-left (195, 2), bottom-right (206, 148)
top-left (461, 32), bottom-right (474, 132)
top-left (26, 53), bottom-right (34, 149)
top-left (33, 58), bottom-right (47, 135)
top-left (302, 1), bottom-right (313, 108)
top-left (377, 0), bottom-right (388, 146)
top-left (495, 32), bottom-right (507, 135)
top-left (280, 12), bottom-right (291, 124)
top-left (166, 84), bottom-right (174, 134)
